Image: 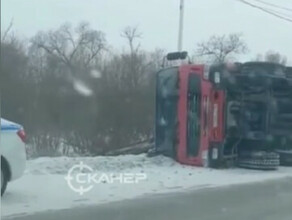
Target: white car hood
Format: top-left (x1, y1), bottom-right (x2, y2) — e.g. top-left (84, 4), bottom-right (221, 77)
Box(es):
top-left (1, 118), bottom-right (22, 131)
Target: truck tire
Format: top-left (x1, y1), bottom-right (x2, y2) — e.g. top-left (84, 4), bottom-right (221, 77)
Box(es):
top-left (276, 150), bottom-right (292, 166)
top-left (1, 166), bottom-right (8, 196)
top-left (237, 151), bottom-right (280, 170)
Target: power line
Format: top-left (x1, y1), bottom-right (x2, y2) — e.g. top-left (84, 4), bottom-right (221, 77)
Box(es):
top-left (239, 0), bottom-right (292, 22)
top-left (252, 0), bottom-right (292, 12)
top-left (237, 0), bottom-right (292, 23)
top-left (263, 7), bottom-right (292, 19)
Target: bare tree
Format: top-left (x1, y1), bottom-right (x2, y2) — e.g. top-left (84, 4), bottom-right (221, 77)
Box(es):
top-left (2, 19), bottom-right (14, 42)
top-left (1, 19), bottom-right (19, 46)
top-left (255, 51), bottom-right (287, 65)
top-left (31, 22), bottom-right (106, 75)
top-left (114, 26), bottom-right (145, 90)
top-left (264, 51), bottom-right (287, 65)
top-left (121, 26), bottom-right (142, 55)
top-left (196, 33), bottom-right (248, 63)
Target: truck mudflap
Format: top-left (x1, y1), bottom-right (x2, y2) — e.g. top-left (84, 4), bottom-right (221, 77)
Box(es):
top-left (237, 151), bottom-right (280, 170)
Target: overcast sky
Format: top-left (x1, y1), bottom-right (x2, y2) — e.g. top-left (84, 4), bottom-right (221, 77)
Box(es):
top-left (2, 0), bottom-right (292, 64)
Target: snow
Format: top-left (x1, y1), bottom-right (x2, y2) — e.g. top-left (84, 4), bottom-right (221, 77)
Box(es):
top-left (73, 80), bottom-right (93, 96)
top-left (2, 154), bottom-right (292, 218)
top-left (90, 69), bottom-right (101, 78)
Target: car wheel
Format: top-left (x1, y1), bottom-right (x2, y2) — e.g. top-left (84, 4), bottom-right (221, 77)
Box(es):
top-left (1, 166), bottom-right (8, 196)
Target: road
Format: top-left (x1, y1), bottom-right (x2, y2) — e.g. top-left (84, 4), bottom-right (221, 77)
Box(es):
top-left (4, 177), bottom-right (292, 220)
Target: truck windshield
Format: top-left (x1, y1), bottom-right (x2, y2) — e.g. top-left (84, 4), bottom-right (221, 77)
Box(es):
top-left (155, 67), bottom-right (178, 157)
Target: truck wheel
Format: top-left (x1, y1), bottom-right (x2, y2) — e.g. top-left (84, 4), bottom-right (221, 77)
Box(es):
top-left (276, 150), bottom-right (292, 166)
top-left (237, 151), bottom-right (280, 170)
top-left (1, 166), bottom-right (8, 196)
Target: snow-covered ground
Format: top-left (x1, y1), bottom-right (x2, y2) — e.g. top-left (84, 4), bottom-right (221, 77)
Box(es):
top-left (2, 154), bottom-right (292, 218)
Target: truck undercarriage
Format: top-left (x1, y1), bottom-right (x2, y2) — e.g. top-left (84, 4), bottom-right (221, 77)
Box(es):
top-left (209, 62), bottom-right (292, 169)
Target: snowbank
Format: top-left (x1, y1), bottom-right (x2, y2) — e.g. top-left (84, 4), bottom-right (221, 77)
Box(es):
top-left (25, 154), bottom-right (175, 175)
top-left (2, 154), bottom-right (292, 218)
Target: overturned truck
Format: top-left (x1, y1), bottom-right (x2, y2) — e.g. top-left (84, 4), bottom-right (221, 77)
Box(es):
top-left (152, 53), bottom-right (292, 170)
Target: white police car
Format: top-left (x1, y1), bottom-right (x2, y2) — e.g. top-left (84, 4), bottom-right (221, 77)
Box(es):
top-left (1, 118), bottom-right (26, 196)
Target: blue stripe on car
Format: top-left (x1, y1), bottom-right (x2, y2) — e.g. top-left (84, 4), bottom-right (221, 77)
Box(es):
top-left (1, 126), bottom-right (21, 131)
top-left (1, 118), bottom-right (22, 131)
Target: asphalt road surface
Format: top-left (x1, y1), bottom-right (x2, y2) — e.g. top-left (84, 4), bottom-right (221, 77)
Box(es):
top-left (4, 177), bottom-right (292, 220)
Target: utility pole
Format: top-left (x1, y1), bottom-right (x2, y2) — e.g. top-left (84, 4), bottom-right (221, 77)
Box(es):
top-left (178, 0), bottom-right (185, 52)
